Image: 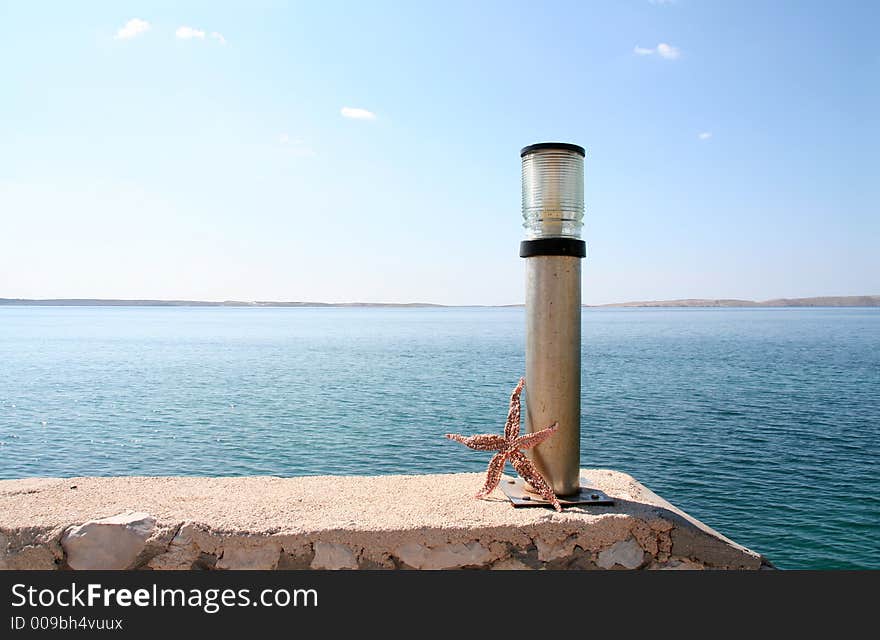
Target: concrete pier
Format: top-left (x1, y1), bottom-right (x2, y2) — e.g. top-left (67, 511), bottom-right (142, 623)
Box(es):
top-left (0, 469), bottom-right (770, 570)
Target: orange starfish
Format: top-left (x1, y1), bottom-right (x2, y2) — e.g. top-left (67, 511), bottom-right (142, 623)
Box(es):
top-left (445, 377), bottom-right (561, 512)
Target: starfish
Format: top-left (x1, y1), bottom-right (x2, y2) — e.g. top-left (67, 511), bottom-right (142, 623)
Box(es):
top-left (445, 377), bottom-right (562, 512)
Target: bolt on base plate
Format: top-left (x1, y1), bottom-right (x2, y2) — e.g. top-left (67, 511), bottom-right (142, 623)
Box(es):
top-left (499, 474), bottom-right (614, 508)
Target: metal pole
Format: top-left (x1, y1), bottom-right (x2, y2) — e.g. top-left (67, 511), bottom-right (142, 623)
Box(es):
top-left (520, 142), bottom-right (586, 497)
top-left (524, 255), bottom-right (582, 495)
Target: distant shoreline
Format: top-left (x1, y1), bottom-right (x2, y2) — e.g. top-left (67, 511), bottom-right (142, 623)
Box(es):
top-left (1, 295), bottom-right (878, 308)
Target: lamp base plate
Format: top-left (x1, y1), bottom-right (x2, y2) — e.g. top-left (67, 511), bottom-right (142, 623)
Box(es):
top-left (499, 474), bottom-right (615, 508)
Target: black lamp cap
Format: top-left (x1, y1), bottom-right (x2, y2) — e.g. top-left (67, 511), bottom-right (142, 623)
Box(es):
top-left (520, 142), bottom-right (586, 157)
top-left (520, 238), bottom-right (586, 258)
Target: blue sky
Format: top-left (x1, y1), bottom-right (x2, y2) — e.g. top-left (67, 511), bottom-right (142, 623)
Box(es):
top-left (1, 1), bottom-right (877, 304)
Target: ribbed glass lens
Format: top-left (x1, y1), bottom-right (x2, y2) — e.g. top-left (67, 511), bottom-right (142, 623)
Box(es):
top-left (521, 145), bottom-right (585, 239)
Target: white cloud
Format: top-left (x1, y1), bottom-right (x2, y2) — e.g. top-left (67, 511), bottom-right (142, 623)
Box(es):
top-left (115, 18), bottom-right (150, 40)
top-left (278, 134), bottom-right (313, 155)
top-left (279, 134), bottom-right (304, 145)
top-left (210, 32), bottom-right (226, 45)
top-left (340, 107), bottom-right (376, 120)
top-left (698, 132), bottom-right (712, 140)
top-left (176, 26), bottom-right (206, 40)
top-left (633, 43), bottom-right (681, 59)
top-left (656, 43), bottom-right (681, 59)
top-left (290, 146), bottom-right (317, 158)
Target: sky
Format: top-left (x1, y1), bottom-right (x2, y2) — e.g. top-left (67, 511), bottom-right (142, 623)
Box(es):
top-left (1, 0), bottom-right (877, 305)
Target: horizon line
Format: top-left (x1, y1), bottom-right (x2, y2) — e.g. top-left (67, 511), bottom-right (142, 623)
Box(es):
top-left (1, 295), bottom-right (878, 309)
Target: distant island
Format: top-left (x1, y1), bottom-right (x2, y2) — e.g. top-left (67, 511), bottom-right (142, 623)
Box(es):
top-left (1, 296), bottom-right (878, 308)
top-left (0, 298), bottom-right (445, 308)
top-left (590, 295), bottom-right (880, 308)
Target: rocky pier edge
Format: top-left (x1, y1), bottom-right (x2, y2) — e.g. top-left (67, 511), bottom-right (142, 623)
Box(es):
top-left (0, 470), bottom-right (773, 570)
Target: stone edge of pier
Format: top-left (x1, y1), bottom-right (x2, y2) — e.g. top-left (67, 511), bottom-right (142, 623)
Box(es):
top-left (0, 469), bottom-right (772, 570)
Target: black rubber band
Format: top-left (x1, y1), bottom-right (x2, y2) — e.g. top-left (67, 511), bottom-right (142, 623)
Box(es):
top-left (521, 142), bottom-right (586, 157)
top-left (520, 238), bottom-right (586, 258)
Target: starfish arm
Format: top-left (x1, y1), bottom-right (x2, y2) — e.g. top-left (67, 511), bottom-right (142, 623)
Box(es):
top-left (445, 433), bottom-right (506, 451)
top-left (475, 452), bottom-right (507, 499)
top-left (513, 421), bottom-right (558, 450)
top-left (504, 377), bottom-right (526, 441)
top-left (509, 450), bottom-right (562, 512)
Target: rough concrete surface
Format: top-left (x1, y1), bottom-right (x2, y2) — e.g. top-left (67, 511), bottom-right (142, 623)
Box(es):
top-left (0, 470), bottom-right (771, 570)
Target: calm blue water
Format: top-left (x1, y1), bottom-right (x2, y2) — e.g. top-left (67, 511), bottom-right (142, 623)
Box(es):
top-left (1, 306), bottom-right (878, 569)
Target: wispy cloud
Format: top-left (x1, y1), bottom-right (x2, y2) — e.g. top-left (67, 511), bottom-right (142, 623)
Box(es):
top-left (176, 26), bottom-right (206, 40)
top-left (210, 32), bottom-right (227, 45)
top-left (340, 107), bottom-right (376, 121)
top-left (657, 43), bottom-right (680, 59)
top-left (633, 43), bottom-right (681, 60)
top-left (115, 18), bottom-right (150, 40)
top-left (279, 134), bottom-right (315, 156)
top-left (279, 133), bottom-right (305, 145)
top-left (698, 132), bottom-right (712, 140)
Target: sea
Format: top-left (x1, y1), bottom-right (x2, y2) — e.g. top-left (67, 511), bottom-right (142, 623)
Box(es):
top-left (0, 306), bottom-right (877, 569)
